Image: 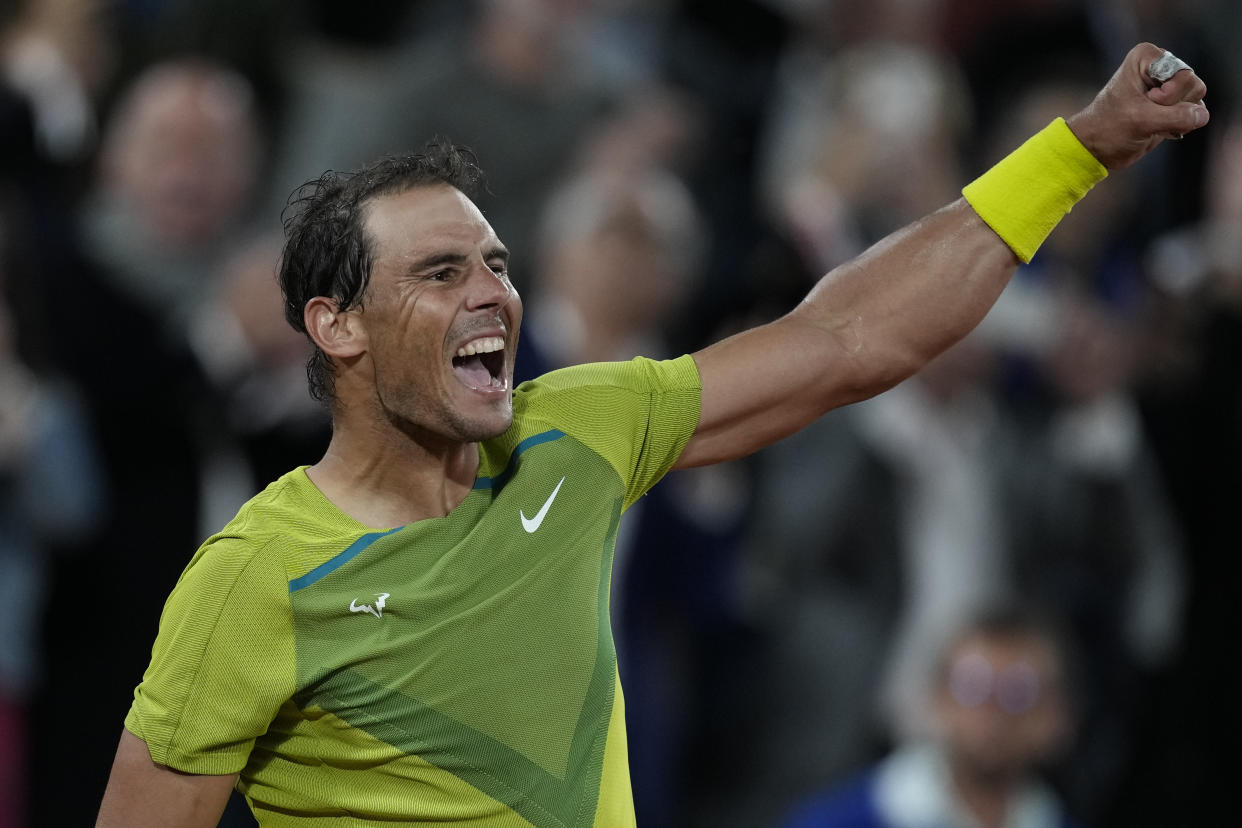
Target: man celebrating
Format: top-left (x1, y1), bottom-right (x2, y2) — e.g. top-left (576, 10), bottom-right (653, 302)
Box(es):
top-left (97, 43), bottom-right (1207, 827)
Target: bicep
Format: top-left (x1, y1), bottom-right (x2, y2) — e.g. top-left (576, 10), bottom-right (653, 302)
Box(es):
top-left (96, 729), bottom-right (237, 828)
top-left (674, 314), bottom-right (860, 469)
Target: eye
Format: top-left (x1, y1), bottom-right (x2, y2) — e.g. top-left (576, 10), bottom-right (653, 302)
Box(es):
top-left (427, 270), bottom-right (452, 282)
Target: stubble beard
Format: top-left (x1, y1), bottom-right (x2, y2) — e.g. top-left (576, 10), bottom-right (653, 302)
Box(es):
top-left (379, 388), bottom-right (513, 448)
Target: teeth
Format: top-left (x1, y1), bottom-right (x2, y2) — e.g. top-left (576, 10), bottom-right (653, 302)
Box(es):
top-left (455, 336), bottom-right (505, 358)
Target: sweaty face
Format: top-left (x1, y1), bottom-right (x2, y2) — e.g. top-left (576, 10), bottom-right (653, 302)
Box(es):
top-left (358, 184), bottom-right (522, 444)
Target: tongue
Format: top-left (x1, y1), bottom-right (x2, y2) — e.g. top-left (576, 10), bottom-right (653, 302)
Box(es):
top-left (452, 354), bottom-right (492, 388)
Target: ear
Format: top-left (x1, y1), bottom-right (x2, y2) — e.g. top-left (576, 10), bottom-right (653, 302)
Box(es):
top-left (304, 297), bottom-right (367, 359)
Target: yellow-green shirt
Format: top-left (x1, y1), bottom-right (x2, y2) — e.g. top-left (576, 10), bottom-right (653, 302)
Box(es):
top-left (125, 356), bottom-right (701, 827)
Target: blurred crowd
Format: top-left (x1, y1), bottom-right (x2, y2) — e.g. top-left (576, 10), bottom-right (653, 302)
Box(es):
top-left (1, 0), bottom-right (1238, 826)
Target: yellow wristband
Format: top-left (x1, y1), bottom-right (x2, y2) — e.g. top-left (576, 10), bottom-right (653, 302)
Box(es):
top-left (962, 117), bottom-right (1108, 263)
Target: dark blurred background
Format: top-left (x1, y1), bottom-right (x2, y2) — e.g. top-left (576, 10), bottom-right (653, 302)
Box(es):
top-left (1, 1), bottom-right (1237, 826)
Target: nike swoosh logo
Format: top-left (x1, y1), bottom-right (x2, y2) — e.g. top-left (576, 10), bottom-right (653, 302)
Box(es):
top-left (521, 476), bottom-right (565, 533)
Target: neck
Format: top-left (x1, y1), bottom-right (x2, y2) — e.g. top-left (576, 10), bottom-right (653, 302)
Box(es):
top-left (307, 419), bottom-right (481, 529)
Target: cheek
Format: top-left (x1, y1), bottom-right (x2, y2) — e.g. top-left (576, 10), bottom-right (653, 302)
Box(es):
top-left (383, 294), bottom-right (440, 359)
top-left (506, 288), bottom-right (524, 322)
top-left (369, 317), bottom-right (432, 383)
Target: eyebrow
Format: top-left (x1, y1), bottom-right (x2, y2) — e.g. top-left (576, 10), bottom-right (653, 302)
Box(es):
top-left (406, 245), bottom-right (510, 274)
top-left (486, 245), bottom-right (511, 266)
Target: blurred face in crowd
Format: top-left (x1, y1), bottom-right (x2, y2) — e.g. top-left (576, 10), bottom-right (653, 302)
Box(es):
top-left (932, 631), bottom-right (1071, 782)
top-left (104, 63), bottom-right (259, 248)
top-left (349, 184), bottom-right (522, 444)
top-left (549, 208), bottom-right (684, 335)
top-left (536, 169), bottom-right (702, 360)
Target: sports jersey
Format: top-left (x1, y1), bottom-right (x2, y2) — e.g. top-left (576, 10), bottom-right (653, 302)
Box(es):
top-left (125, 355), bottom-right (701, 827)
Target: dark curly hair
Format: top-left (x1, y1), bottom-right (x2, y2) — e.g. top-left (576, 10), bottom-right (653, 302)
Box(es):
top-left (278, 142), bottom-right (485, 403)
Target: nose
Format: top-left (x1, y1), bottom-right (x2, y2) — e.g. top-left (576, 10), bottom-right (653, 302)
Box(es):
top-left (465, 258), bottom-right (516, 312)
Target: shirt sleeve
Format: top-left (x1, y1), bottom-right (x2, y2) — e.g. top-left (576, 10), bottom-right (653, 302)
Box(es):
top-left (124, 534), bottom-right (296, 775)
top-left (516, 354), bottom-right (702, 510)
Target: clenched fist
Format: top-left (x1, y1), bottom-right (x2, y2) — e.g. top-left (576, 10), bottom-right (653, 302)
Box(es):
top-left (1067, 42), bottom-right (1209, 170)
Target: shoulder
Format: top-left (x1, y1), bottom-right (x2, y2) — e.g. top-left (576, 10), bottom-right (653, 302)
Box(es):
top-left (512, 355), bottom-right (700, 427)
top-left (497, 357), bottom-right (701, 502)
top-left (178, 468), bottom-right (322, 596)
top-left (511, 354), bottom-right (699, 444)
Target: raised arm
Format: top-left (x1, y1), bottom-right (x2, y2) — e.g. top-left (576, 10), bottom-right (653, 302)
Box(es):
top-left (676, 42), bottom-right (1208, 469)
top-left (95, 729), bottom-right (237, 828)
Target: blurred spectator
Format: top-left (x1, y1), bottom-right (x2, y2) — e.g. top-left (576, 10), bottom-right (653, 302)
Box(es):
top-left (25, 57), bottom-right (266, 826)
top-left (71, 55), bottom-right (268, 541)
top-left (782, 603), bottom-right (1083, 828)
top-left (81, 57), bottom-right (262, 324)
top-left (0, 0), bottom-right (113, 168)
top-left (518, 164), bottom-right (705, 374)
top-left (0, 227), bottom-right (104, 828)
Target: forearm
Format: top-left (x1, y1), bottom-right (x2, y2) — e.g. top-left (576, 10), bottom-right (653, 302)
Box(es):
top-left (790, 197), bottom-right (1021, 405)
top-left (791, 112), bottom-right (1114, 401)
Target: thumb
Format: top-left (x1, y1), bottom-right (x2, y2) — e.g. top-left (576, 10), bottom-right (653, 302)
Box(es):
top-left (1144, 98), bottom-right (1210, 138)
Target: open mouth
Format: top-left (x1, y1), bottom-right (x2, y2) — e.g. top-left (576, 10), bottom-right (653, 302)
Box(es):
top-left (452, 336), bottom-right (507, 390)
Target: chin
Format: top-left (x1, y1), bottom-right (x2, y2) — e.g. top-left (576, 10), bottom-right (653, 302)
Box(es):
top-left (456, 405), bottom-right (514, 443)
